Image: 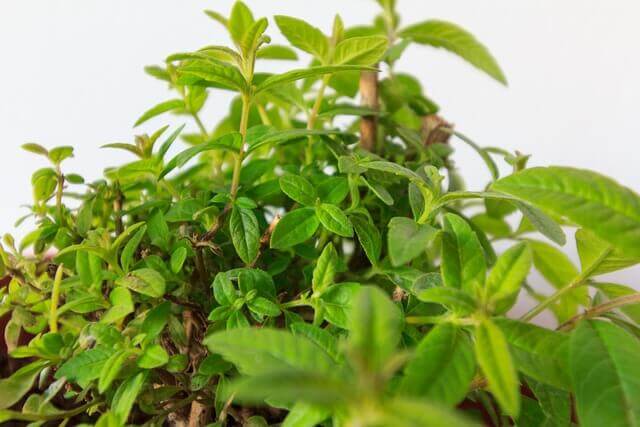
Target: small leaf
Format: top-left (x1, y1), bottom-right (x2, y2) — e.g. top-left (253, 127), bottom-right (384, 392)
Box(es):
top-left (99, 350), bottom-right (130, 393)
top-left (441, 213), bottom-right (486, 295)
top-left (319, 282), bottom-right (361, 329)
top-left (270, 208), bottom-right (320, 249)
top-left (112, 372), bottom-right (148, 424)
top-left (275, 15), bottom-right (329, 61)
top-left (413, 287), bottom-right (477, 315)
top-left (257, 44), bottom-right (298, 60)
top-left (312, 243), bottom-right (338, 295)
top-left (475, 319), bottom-right (520, 417)
top-left (230, 206), bottom-right (260, 265)
top-left (120, 225), bottom-right (146, 273)
top-left (387, 217), bottom-right (438, 266)
top-left (147, 209), bottom-right (170, 252)
top-left (279, 173), bottom-right (316, 206)
top-left (170, 247), bottom-right (188, 273)
top-left (255, 65), bottom-right (375, 93)
top-left (21, 142), bottom-right (48, 156)
top-left (161, 132), bottom-right (242, 178)
top-left (247, 297), bottom-right (281, 317)
top-left (137, 344), bottom-right (169, 369)
top-left (134, 99), bottom-right (185, 127)
top-left (116, 268), bottom-right (166, 298)
top-left (351, 216), bottom-right (382, 265)
top-left (229, 0), bottom-right (255, 47)
top-left (485, 242), bottom-right (532, 313)
top-left (315, 204), bottom-right (353, 237)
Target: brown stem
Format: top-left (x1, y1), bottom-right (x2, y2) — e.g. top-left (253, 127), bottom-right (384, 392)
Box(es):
top-left (359, 69), bottom-right (379, 151)
top-left (113, 182), bottom-right (124, 236)
top-left (557, 293), bottom-right (640, 331)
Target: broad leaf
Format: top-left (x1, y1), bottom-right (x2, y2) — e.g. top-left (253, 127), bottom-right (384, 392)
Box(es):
top-left (441, 213), bottom-right (486, 295)
top-left (315, 204), bottom-right (353, 237)
top-left (279, 173), bottom-right (316, 206)
top-left (270, 208), bottom-right (320, 249)
top-left (387, 217), bottom-right (438, 267)
top-left (230, 206), bottom-right (260, 265)
top-left (319, 282), bottom-right (361, 329)
top-left (576, 229), bottom-right (639, 276)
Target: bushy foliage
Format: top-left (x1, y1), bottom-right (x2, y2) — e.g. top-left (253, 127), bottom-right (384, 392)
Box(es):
top-left (1, 1), bottom-right (640, 426)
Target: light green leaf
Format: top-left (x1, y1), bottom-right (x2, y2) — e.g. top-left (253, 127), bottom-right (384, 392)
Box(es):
top-left (134, 99), bottom-right (184, 127)
top-left (229, 1), bottom-right (255, 47)
top-left (593, 283), bottom-right (640, 323)
top-left (400, 20), bottom-right (507, 84)
top-left (56, 346), bottom-right (114, 388)
top-left (204, 328), bottom-right (338, 375)
top-left (255, 65), bottom-right (375, 93)
top-left (494, 318), bottom-right (571, 390)
top-left (241, 17), bottom-right (268, 57)
top-left (257, 44), bottom-right (298, 60)
top-left (282, 403), bottom-right (330, 427)
top-left (492, 167), bottom-right (640, 257)
top-left (576, 229), bottom-right (639, 276)
top-left (441, 213), bottom-right (486, 295)
top-left (116, 268), bottom-right (166, 298)
top-left (382, 397), bottom-right (479, 427)
top-left (399, 323), bottom-right (475, 406)
top-left (270, 208), bottom-right (320, 249)
top-left (413, 287), bottom-right (477, 315)
top-left (333, 36), bottom-right (388, 65)
top-left (274, 15), bottom-right (329, 61)
top-left (230, 206), bottom-right (260, 265)
top-left (485, 242), bottom-right (532, 313)
top-left (0, 360), bottom-right (49, 409)
top-left (279, 173), bottom-right (316, 206)
top-left (247, 297), bottom-right (281, 317)
top-left (570, 320), bottom-right (640, 427)
top-left (515, 201), bottom-right (566, 245)
top-left (101, 287), bottom-right (134, 324)
top-left (161, 132), bottom-right (242, 178)
top-left (112, 371), bottom-right (148, 424)
top-left (99, 350), bottom-right (130, 393)
top-left (387, 217), bottom-right (438, 267)
top-left (120, 225), bottom-right (146, 273)
top-left (312, 243), bottom-right (338, 295)
top-left (475, 319), bottom-right (520, 417)
top-left (179, 60), bottom-right (248, 92)
top-left (315, 204), bottom-right (353, 237)
top-left (137, 344), bottom-right (169, 369)
top-left (319, 282), bottom-right (360, 329)
top-left (147, 209), bottom-right (170, 251)
top-left (349, 286), bottom-right (403, 372)
top-left (170, 246), bottom-right (188, 273)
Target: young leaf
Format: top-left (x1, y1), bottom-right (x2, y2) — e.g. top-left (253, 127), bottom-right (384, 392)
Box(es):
top-left (475, 319), bottom-right (520, 417)
top-left (179, 60), bottom-right (248, 92)
top-left (101, 287), bottom-right (134, 324)
top-left (274, 15), bottom-right (329, 61)
top-left (351, 216), bottom-right (382, 265)
top-left (112, 372), bottom-right (148, 424)
top-left (387, 217), bottom-right (438, 266)
top-left (279, 173), bottom-right (316, 206)
top-left (349, 286), bottom-right (403, 372)
top-left (399, 323), bottom-right (475, 406)
top-left (230, 206), bottom-right (260, 265)
top-left (570, 320), bottom-right (640, 427)
top-left (514, 201), bottom-right (566, 245)
top-left (485, 242), bottom-right (532, 313)
top-left (257, 45), bottom-right (298, 60)
top-left (134, 99), bottom-right (185, 127)
top-left (333, 36), bottom-right (388, 65)
top-left (270, 208), bottom-right (320, 249)
top-left (382, 397), bottom-right (478, 427)
top-left (170, 246), bottom-right (188, 273)
top-left (441, 213), bottom-right (486, 295)
top-left (312, 243), bottom-right (338, 295)
top-left (315, 204), bottom-right (353, 237)
top-left (229, 1), bottom-right (255, 47)
top-left (492, 167), bottom-right (640, 257)
top-left (399, 20), bottom-right (507, 85)
top-left (141, 302), bottom-right (171, 344)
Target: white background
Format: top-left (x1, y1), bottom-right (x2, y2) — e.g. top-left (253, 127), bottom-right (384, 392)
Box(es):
top-left (1, 0), bottom-right (639, 321)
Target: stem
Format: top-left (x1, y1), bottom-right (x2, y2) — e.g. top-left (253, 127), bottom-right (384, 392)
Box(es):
top-left (557, 293), bottom-right (640, 331)
top-left (48, 263), bottom-right (64, 333)
top-left (359, 69), bottom-right (379, 152)
top-left (113, 182), bottom-right (124, 236)
top-left (305, 75), bottom-right (330, 164)
top-left (230, 94), bottom-right (251, 201)
top-left (55, 166), bottom-right (65, 226)
top-left (521, 247), bottom-right (613, 322)
top-left (281, 298), bottom-right (311, 309)
top-left (192, 112), bottom-right (208, 137)
top-left (257, 104), bottom-right (272, 126)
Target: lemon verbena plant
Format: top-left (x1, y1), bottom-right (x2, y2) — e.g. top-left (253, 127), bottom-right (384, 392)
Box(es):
top-left (1, 1), bottom-right (640, 426)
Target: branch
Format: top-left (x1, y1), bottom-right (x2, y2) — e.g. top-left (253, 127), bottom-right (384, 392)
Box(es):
top-left (557, 293), bottom-right (640, 331)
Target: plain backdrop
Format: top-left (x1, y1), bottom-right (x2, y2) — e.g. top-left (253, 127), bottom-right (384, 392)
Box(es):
top-left (1, 0), bottom-right (639, 322)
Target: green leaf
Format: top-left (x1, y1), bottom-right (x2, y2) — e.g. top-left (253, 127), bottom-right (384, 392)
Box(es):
top-left (213, 273), bottom-right (238, 306)
top-left (315, 204), bottom-right (353, 237)
top-left (204, 328), bottom-right (338, 375)
top-left (138, 344), bottom-right (169, 369)
top-left (282, 403), bottom-right (330, 427)
top-left (179, 60), bottom-right (248, 92)
top-left (229, 1), bottom-right (255, 47)
top-left (475, 319), bottom-right (520, 417)
top-left (56, 346), bottom-right (114, 388)
top-left (514, 201), bottom-right (566, 245)
top-left (593, 283), bottom-right (640, 323)
top-left (48, 146), bottom-right (74, 164)
top-left (492, 167), bottom-right (640, 257)
top-left (247, 297), bottom-right (281, 317)
top-left (576, 229), bottom-right (639, 276)
top-left (312, 243), bottom-right (338, 295)
top-left (349, 286), bottom-right (403, 372)
top-left (413, 287), bottom-right (477, 315)
top-left (528, 379), bottom-right (572, 427)
top-left (290, 323), bottom-right (340, 363)
top-left (241, 17), bottom-right (268, 57)
top-left (399, 323), bottom-right (475, 406)
top-left (441, 213), bottom-right (486, 295)
top-left (101, 287), bottom-right (134, 324)
top-left (494, 318), bottom-right (571, 390)
top-left (22, 142), bottom-right (48, 156)
top-left (319, 282), bottom-right (361, 329)
top-left (351, 216), bottom-right (382, 265)
top-left (0, 360), bottom-right (49, 409)
top-left (141, 302), bottom-right (171, 343)
top-left (112, 371), bottom-right (147, 424)
top-left (279, 173), bottom-right (316, 206)
top-left (230, 206), bottom-right (260, 265)
top-left (387, 217), bottom-right (438, 267)
top-left (247, 128), bottom-right (348, 153)
top-left (274, 15), bottom-right (329, 61)
top-left (333, 36), bottom-right (388, 65)
top-left (170, 246), bottom-right (188, 273)
top-left (362, 160), bottom-right (422, 182)
top-left (161, 132), bottom-right (242, 178)
top-left (400, 20), bottom-right (507, 84)
top-left (270, 208), bottom-right (320, 249)
top-left (257, 44), bottom-right (298, 60)
top-left (134, 99), bottom-right (185, 127)
top-left (147, 209), bottom-right (170, 251)
top-left (570, 320), bottom-right (640, 427)
top-left (382, 397), bottom-right (479, 427)
top-left (116, 268), bottom-right (166, 298)
top-left (485, 242), bottom-right (532, 313)
top-left (99, 350), bottom-right (130, 393)
top-left (120, 225), bottom-right (146, 273)
top-left (255, 65), bottom-right (375, 93)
